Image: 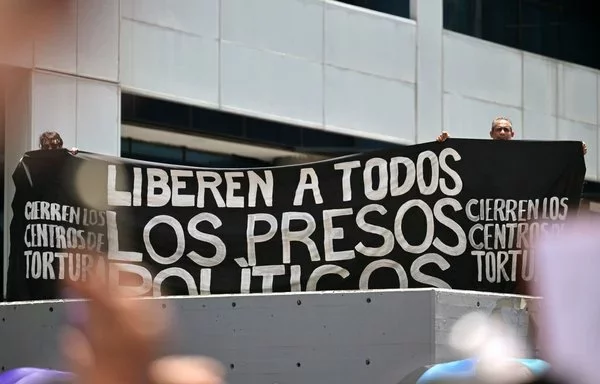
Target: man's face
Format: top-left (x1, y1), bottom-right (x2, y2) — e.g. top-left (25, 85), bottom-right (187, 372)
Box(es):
top-left (490, 119), bottom-right (514, 140)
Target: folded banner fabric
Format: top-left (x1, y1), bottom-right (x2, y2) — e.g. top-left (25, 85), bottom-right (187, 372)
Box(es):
top-left (6, 139), bottom-right (585, 300)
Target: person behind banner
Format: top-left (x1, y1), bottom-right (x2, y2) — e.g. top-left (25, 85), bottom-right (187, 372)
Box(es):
top-left (436, 116), bottom-right (588, 155)
top-left (438, 116), bottom-right (586, 362)
top-left (39, 131), bottom-right (78, 154)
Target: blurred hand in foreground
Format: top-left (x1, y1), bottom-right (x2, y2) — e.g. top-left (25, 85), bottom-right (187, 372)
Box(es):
top-left (61, 262), bottom-right (169, 384)
top-left (60, 257), bottom-right (225, 384)
top-left (532, 214), bottom-right (600, 384)
top-left (149, 356), bottom-right (226, 384)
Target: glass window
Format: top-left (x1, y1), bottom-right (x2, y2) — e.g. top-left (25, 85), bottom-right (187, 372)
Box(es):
top-left (120, 137), bottom-right (131, 155)
top-left (444, 0), bottom-right (478, 36)
top-left (245, 118), bottom-right (303, 148)
top-left (134, 96), bottom-right (190, 128)
top-left (444, 0), bottom-right (600, 70)
top-left (583, 181), bottom-right (600, 201)
top-left (480, 0), bottom-right (520, 49)
top-left (121, 138), bottom-right (272, 168)
top-left (121, 95), bottom-right (402, 156)
top-left (122, 93), bottom-right (135, 121)
top-left (185, 149), bottom-right (270, 168)
top-left (191, 107), bottom-right (244, 138)
top-left (337, 0), bottom-right (411, 19)
top-left (520, 0), bottom-right (562, 58)
top-left (129, 140), bottom-right (184, 165)
top-left (355, 137), bottom-right (400, 151)
top-left (303, 127), bottom-right (354, 150)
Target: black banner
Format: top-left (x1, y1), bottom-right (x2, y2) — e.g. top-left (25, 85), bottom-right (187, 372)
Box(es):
top-left (6, 139), bottom-right (586, 301)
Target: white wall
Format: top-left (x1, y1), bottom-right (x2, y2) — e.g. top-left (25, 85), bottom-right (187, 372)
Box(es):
top-left (443, 31), bottom-right (600, 180)
top-left (120, 0), bottom-right (417, 145)
top-left (0, 0), bottom-right (121, 155)
top-left (120, 0), bottom-right (600, 180)
top-left (2, 0), bottom-right (598, 173)
top-left (1, 0), bottom-right (122, 295)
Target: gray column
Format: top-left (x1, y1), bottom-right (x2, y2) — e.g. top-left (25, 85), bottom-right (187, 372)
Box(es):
top-left (2, 68), bottom-right (33, 297)
top-left (411, 0), bottom-right (444, 143)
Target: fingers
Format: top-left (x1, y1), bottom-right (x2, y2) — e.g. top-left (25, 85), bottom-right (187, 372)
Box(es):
top-left (61, 253), bottom-right (171, 384)
top-left (60, 326), bottom-right (94, 378)
top-left (64, 262), bottom-right (116, 318)
top-left (436, 131), bottom-right (449, 142)
top-left (58, 254), bottom-right (226, 384)
top-left (149, 356), bottom-right (226, 384)
top-left (66, 260), bottom-right (169, 344)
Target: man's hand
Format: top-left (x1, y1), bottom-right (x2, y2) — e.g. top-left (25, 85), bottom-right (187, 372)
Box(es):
top-left (582, 142), bottom-right (587, 155)
top-left (436, 131), bottom-right (450, 142)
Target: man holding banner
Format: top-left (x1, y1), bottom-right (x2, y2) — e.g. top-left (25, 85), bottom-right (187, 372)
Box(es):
top-left (436, 116), bottom-right (588, 155)
top-left (5, 135), bottom-right (587, 301)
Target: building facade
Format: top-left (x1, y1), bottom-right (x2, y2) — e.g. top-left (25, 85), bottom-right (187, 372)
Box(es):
top-left (1, 0), bottom-right (599, 295)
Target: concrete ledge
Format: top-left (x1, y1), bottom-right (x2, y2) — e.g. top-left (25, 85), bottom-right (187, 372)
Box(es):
top-left (0, 289), bottom-right (539, 384)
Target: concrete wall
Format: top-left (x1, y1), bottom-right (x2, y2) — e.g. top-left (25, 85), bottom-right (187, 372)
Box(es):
top-left (0, 289), bottom-right (536, 384)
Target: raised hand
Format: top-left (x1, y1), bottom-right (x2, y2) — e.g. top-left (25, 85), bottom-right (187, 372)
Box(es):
top-left (436, 131), bottom-right (450, 142)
